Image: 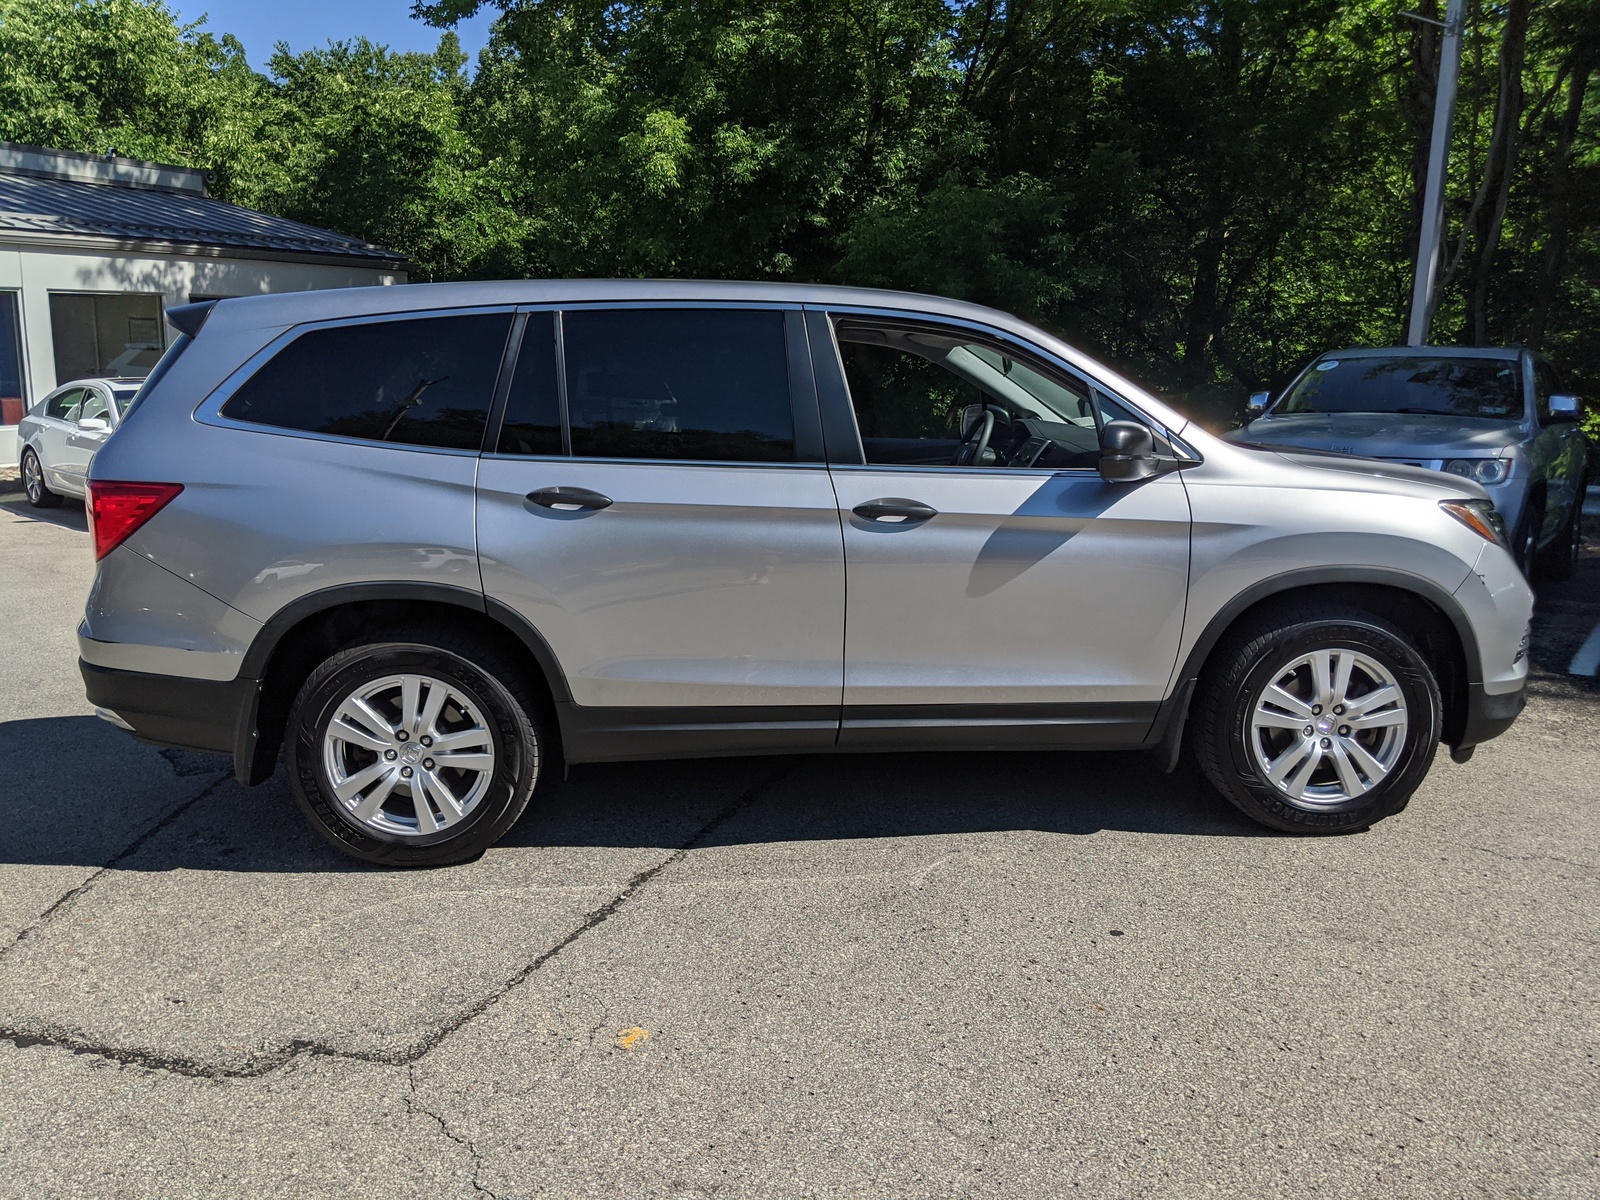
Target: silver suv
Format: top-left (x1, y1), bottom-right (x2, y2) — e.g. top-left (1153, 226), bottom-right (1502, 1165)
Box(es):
top-left (1228, 346), bottom-right (1588, 580)
top-left (81, 282), bottom-right (1533, 865)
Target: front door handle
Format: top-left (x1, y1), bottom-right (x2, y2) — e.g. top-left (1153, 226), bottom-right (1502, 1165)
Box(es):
top-left (852, 497), bottom-right (937, 523)
top-left (526, 486), bottom-right (613, 511)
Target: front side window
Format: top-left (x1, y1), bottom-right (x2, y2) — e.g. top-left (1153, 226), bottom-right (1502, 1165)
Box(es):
top-left (1275, 356), bottom-right (1523, 420)
top-left (1533, 361), bottom-right (1557, 424)
top-left (222, 313), bottom-right (512, 451)
top-left (562, 308), bottom-right (795, 462)
top-left (77, 389), bottom-right (112, 424)
top-left (833, 320), bottom-right (1103, 469)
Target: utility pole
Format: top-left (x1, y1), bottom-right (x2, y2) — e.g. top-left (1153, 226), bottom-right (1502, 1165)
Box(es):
top-left (1405, 0), bottom-right (1468, 346)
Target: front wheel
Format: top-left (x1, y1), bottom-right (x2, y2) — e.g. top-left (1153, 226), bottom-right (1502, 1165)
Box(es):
top-left (285, 629), bottom-right (544, 866)
top-left (1192, 606), bottom-right (1442, 833)
top-left (1512, 497), bottom-right (1544, 578)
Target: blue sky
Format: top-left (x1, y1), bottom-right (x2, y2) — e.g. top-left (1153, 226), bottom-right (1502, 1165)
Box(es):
top-left (167, 0), bottom-right (498, 72)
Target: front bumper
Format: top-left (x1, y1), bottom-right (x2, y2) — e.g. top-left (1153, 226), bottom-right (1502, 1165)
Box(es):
top-left (1456, 680), bottom-right (1527, 751)
top-left (81, 659), bottom-right (255, 759)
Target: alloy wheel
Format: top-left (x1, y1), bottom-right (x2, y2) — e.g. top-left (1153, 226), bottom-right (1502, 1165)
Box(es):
top-left (1248, 647), bottom-right (1409, 809)
top-left (23, 452), bottom-right (41, 503)
top-left (321, 672), bottom-right (497, 840)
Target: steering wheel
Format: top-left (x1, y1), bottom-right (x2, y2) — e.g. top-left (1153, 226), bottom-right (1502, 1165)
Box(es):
top-left (954, 405), bottom-right (1001, 466)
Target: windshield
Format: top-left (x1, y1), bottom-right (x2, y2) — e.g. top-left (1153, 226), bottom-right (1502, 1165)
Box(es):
top-left (1275, 356), bottom-right (1523, 420)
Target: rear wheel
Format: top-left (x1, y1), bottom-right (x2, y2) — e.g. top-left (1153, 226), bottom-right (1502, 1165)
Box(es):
top-left (285, 629), bottom-right (544, 866)
top-left (1193, 605), bottom-right (1441, 833)
top-left (21, 449), bottom-right (61, 509)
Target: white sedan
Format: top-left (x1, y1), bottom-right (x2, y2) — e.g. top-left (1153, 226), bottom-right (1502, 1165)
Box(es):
top-left (18, 378), bottom-right (142, 508)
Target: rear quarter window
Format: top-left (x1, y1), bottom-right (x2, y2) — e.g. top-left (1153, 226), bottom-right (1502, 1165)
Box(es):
top-left (222, 313), bottom-right (513, 451)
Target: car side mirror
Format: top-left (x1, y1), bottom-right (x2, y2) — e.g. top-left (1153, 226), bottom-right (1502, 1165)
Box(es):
top-left (76, 417), bottom-right (110, 433)
top-left (1099, 420), bottom-right (1161, 483)
top-left (1246, 390), bottom-right (1270, 417)
top-left (1548, 394), bottom-right (1581, 423)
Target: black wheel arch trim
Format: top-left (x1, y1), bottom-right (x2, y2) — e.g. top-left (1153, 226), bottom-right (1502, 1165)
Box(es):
top-left (1149, 566), bottom-right (1487, 760)
top-left (233, 582), bottom-right (575, 785)
top-left (1172, 565), bottom-right (1483, 692)
top-left (237, 582), bottom-right (573, 703)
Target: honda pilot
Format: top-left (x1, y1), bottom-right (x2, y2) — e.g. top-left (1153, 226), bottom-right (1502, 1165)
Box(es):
top-left (80, 282), bottom-right (1533, 864)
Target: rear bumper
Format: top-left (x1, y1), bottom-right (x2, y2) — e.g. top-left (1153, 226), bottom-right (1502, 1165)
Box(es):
top-left (80, 659), bottom-right (255, 759)
top-left (1455, 680), bottom-right (1527, 751)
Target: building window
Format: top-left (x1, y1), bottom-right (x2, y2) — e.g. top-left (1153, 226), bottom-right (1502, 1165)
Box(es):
top-left (49, 292), bottom-right (166, 383)
top-left (0, 291), bottom-right (22, 426)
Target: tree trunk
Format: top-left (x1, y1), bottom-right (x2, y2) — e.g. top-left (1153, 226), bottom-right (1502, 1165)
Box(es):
top-left (1529, 28), bottom-right (1598, 348)
top-left (1463, 0), bottom-right (1530, 343)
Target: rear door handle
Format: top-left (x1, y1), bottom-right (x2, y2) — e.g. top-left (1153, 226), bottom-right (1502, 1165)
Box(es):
top-left (526, 486), bottom-right (613, 511)
top-left (852, 497), bottom-right (937, 523)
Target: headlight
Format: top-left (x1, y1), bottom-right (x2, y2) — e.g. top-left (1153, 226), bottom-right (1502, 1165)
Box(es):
top-left (1440, 499), bottom-right (1508, 547)
top-left (1443, 458), bottom-right (1511, 485)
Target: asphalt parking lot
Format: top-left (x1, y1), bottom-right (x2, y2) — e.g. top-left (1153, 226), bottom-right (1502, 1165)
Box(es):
top-left (0, 481), bottom-right (1595, 1199)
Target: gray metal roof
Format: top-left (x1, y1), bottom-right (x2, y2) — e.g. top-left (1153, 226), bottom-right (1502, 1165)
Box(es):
top-left (0, 172), bottom-right (407, 269)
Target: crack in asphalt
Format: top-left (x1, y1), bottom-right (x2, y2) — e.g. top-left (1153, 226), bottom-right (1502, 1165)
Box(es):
top-left (408, 1062), bottom-right (499, 1199)
top-left (1469, 844), bottom-right (1599, 872)
top-left (0, 770), bottom-right (233, 964)
top-left (0, 768), bottom-right (786, 1080)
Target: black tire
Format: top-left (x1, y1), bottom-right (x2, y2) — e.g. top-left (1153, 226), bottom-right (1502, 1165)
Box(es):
top-left (1536, 479), bottom-right (1584, 583)
top-left (21, 449), bottom-right (62, 509)
top-left (285, 627), bottom-right (544, 866)
top-left (1512, 495), bottom-right (1544, 579)
top-left (1192, 605), bottom-right (1442, 834)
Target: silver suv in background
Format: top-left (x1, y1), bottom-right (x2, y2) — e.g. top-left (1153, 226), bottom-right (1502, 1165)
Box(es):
top-left (1228, 347), bottom-right (1587, 579)
top-left (80, 282), bottom-right (1533, 865)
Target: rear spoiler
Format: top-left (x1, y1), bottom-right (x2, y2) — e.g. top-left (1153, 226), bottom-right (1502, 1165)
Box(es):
top-left (165, 299), bottom-right (216, 338)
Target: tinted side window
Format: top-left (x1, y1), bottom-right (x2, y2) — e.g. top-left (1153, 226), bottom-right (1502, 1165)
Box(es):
top-left (497, 311), bottom-right (562, 456)
top-left (78, 390), bottom-right (112, 423)
top-left (833, 321), bottom-right (1104, 468)
top-left (44, 388), bottom-right (85, 421)
top-left (223, 313), bottom-right (512, 450)
top-left (563, 309), bottom-right (795, 462)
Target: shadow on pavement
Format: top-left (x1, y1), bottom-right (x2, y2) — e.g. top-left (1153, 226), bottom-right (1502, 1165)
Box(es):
top-left (0, 714), bottom-right (1263, 873)
top-left (0, 495), bottom-right (88, 533)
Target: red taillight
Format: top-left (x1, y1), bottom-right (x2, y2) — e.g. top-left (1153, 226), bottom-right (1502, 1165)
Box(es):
top-left (86, 482), bottom-right (184, 560)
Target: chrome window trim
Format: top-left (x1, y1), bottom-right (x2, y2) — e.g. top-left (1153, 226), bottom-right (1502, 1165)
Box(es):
top-left (825, 462), bottom-right (1092, 479)
top-left (192, 304), bottom-right (520, 457)
top-left (479, 452), bottom-right (835, 473)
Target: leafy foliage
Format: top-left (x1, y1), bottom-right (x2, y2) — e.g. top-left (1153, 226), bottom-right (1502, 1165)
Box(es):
top-left (1, 0), bottom-right (1596, 423)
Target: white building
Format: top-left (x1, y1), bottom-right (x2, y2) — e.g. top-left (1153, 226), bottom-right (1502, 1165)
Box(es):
top-left (0, 142), bottom-right (407, 460)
